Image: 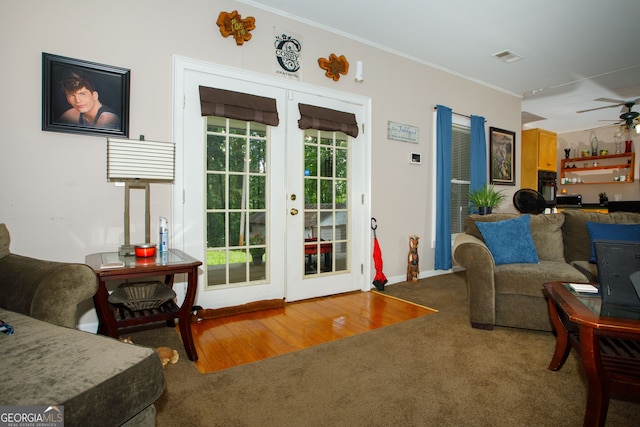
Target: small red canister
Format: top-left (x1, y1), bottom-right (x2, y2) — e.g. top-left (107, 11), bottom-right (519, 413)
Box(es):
top-left (134, 244), bottom-right (156, 257)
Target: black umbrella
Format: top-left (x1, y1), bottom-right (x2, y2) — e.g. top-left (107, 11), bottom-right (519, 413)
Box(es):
top-left (371, 218), bottom-right (388, 291)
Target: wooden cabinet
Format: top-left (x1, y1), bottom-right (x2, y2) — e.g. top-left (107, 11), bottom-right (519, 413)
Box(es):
top-left (560, 152), bottom-right (635, 185)
top-left (521, 128), bottom-right (557, 189)
top-left (537, 130), bottom-right (557, 169)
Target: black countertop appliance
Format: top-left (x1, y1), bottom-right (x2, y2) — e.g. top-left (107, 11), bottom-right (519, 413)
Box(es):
top-left (556, 194), bottom-right (582, 208)
top-left (538, 170), bottom-right (557, 207)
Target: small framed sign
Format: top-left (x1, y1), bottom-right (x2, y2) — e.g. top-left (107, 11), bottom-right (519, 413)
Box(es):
top-left (387, 121), bottom-right (419, 144)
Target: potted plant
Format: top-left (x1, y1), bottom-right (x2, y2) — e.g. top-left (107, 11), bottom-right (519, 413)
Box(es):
top-left (468, 184), bottom-right (507, 215)
top-left (249, 233), bottom-right (265, 265)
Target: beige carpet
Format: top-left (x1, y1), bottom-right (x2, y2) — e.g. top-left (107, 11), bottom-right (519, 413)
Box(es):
top-left (129, 272), bottom-right (639, 426)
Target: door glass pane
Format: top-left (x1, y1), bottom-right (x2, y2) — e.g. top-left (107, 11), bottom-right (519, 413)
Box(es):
top-left (228, 175), bottom-right (244, 210)
top-left (229, 119), bottom-right (247, 135)
top-left (320, 212), bottom-right (334, 241)
top-left (249, 138), bottom-right (266, 173)
top-left (320, 147), bottom-right (333, 177)
top-left (320, 179), bottom-right (333, 204)
top-left (207, 135), bottom-right (226, 171)
top-left (305, 178), bottom-right (317, 206)
top-left (304, 143), bottom-right (318, 176)
top-left (249, 175), bottom-right (266, 209)
top-left (207, 212), bottom-right (225, 248)
top-left (207, 249), bottom-right (226, 286)
top-left (229, 212), bottom-right (242, 247)
top-left (336, 149), bottom-right (347, 178)
top-left (334, 242), bottom-right (348, 272)
top-left (303, 129), bottom-right (350, 277)
top-left (335, 180), bottom-right (347, 208)
top-left (207, 116), bottom-right (226, 133)
top-left (205, 116), bottom-right (268, 287)
top-left (229, 138), bottom-right (246, 172)
top-left (206, 174), bottom-right (225, 209)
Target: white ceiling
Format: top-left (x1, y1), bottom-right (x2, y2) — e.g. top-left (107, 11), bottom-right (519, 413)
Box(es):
top-left (239, 0), bottom-right (640, 134)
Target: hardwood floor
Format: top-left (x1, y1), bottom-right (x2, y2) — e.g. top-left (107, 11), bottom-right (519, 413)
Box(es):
top-left (191, 291), bottom-right (436, 373)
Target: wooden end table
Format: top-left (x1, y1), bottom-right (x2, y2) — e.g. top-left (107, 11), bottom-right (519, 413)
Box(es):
top-left (85, 249), bottom-right (202, 361)
top-left (543, 281), bottom-right (640, 427)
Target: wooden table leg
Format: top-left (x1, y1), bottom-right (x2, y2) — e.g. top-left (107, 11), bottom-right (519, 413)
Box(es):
top-left (177, 266), bottom-right (198, 361)
top-left (164, 274), bottom-right (176, 327)
top-left (546, 294), bottom-right (571, 371)
top-left (580, 326), bottom-right (609, 427)
top-left (93, 279), bottom-right (118, 337)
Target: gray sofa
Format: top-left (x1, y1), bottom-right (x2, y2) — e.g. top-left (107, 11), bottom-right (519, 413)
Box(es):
top-left (0, 223), bottom-right (164, 426)
top-left (452, 210), bottom-right (640, 332)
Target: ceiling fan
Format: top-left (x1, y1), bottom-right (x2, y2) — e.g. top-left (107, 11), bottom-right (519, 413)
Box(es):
top-left (578, 98), bottom-right (640, 133)
top-left (618, 101), bottom-right (640, 128)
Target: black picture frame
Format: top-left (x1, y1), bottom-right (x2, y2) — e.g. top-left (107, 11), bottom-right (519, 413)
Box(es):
top-left (489, 127), bottom-right (516, 186)
top-left (42, 53), bottom-right (130, 137)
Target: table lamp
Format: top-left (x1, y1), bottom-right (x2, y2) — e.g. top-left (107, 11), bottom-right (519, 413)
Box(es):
top-left (106, 136), bottom-right (175, 255)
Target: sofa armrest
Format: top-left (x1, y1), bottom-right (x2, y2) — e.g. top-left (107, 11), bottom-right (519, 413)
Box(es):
top-left (453, 233), bottom-right (497, 328)
top-left (0, 253), bottom-right (97, 328)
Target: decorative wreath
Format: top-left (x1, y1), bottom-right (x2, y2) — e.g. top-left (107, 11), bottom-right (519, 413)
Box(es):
top-left (217, 10), bottom-right (256, 45)
top-left (318, 54), bottom-right (349, 81)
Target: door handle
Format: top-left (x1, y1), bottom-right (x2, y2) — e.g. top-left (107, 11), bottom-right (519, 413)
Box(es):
top-left (290, 208), bottom-right (299, 216)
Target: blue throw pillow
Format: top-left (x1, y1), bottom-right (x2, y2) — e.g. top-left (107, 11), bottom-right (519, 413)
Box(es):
top-left (585, 222), bottom-right (640, 263)
top-left (475, 214), bottom-right (540, 265)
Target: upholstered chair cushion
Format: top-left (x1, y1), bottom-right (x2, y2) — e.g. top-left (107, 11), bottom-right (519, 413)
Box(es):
top-left (0, 223), bottom-right (10, 259)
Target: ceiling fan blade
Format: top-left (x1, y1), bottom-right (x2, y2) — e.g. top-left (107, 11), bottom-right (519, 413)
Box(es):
top-left (594, 97), bottom-right (627, 104)
top-left (577, 103), bottom-right (624, 114)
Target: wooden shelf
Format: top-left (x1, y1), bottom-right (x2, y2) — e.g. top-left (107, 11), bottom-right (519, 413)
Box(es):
top-left (560, 152), bottom-right (634, 185)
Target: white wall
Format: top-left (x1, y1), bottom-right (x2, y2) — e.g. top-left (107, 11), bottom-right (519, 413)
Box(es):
top-left (557, 128), bottom-right (639, 203)
top-left (0, 0), bottom-right (520, 328)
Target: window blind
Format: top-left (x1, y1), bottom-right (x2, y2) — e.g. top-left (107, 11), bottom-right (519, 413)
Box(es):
top-left (451, 124), bottom-right (471, 234)
top-left (298, 103), bottom-right (359, 138)
top-left (107, 138), bottom-right (175, 182)
top-left (199, 86), bottom-right (279, 126)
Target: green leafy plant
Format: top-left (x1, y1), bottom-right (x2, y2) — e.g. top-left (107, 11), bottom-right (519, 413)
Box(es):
top-left (468, 184), bottom-right (507, 214)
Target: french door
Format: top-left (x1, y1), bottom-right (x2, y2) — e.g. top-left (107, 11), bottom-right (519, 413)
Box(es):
top-left (174, 58), bottom-right (370, 309)
top-left (285, 92), bottom-right (365, 301)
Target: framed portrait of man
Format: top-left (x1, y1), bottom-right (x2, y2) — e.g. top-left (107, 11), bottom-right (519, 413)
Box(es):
top-left (42, 53), bottom-right (130, 137)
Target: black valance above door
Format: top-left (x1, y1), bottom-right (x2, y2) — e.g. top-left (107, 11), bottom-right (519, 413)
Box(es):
top-left (298, 103), bottom-right (359, 138)
top-left (199, 86), bottom-right (279, 126)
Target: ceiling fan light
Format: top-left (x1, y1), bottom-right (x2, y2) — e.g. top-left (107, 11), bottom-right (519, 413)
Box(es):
top-left (635, 123), bottom-right (640, 134)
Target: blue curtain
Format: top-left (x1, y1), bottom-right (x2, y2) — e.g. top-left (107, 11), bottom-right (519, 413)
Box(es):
top-left (434, 105), bottom-right (452, 270)
top-left (470, 115), bottom-right (487, 191)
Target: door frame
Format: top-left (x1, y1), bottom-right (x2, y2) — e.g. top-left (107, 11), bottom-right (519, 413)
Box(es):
top-left (171, 55), bottom-right (372, 309)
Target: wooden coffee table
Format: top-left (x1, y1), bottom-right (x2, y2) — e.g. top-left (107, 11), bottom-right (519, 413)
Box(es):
top-left (86, 249), bottom-right (202, 361)
top-left (543, 281), bottom-right (640, 427)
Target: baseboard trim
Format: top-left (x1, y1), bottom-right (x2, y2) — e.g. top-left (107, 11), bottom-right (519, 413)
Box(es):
top-left (383, 268), bottom-right (456, 287)
top-left (194, 298), bottom-right (286, 321)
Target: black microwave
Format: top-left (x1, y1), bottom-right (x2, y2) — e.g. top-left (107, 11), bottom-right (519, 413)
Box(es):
top-left (556, 194), bottom-right (582, 207)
